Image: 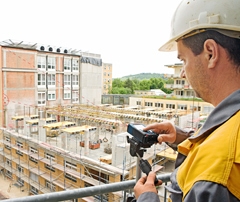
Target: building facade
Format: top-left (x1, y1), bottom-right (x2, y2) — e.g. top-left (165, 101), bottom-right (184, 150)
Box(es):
top-left (0, 40), bottom-right (103, 128)
top-left (102, 63), bottom-right (112, 95)
top-left (164, 63), bottom-right (195, 98)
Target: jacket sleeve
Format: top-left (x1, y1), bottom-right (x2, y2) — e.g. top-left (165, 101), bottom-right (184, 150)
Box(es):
top-left (167, 126), bottom-right (194, 151)
top-left (184, 181), bottom-right (239, 202)
top-left (137, 192), bottom-right (160, 202)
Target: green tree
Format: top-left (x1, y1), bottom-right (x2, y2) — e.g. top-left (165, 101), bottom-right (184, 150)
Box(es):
top-left (139, 79), bottom-right (151, 90)
top-left (112, 78), bottom-right (124, 88)
top-left (124, 78), bottom-right (134, 94)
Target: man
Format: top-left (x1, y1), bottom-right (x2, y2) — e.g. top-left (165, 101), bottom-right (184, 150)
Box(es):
top-left (134, 0), bottom-right (240, 201)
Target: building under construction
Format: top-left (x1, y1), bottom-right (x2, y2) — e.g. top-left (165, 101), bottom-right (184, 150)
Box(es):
top-left (0, 103), bottom-right (186, 201)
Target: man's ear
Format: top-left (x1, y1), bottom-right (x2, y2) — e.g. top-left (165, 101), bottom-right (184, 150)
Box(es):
top-left (203, 39), bottom-right (219, 69)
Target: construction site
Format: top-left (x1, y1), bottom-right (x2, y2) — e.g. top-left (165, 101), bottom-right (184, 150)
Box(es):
top-left (0, 103), bottom-right (188, 201)
top-left (0, 40), bottom-right (211, 201)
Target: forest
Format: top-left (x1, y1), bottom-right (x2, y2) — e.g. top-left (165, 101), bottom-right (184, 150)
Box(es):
top-left (109, 76), bottom-right (174, 94)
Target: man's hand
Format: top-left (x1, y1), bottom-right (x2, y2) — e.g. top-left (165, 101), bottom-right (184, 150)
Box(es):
top-left (134, 172), bottom-right (162, 199)
top-left (144, 121), bottom-right (176, 144)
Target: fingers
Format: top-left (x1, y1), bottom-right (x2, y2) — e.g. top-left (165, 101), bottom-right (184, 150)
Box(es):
top-left (144, 121), bottom-right (176, 144)
top-left (158, 133), bottom-right (175, 143)
top-left (146, 171), bottom-right (157, 184)
top-left (136, 175), bottom-right (147, 186)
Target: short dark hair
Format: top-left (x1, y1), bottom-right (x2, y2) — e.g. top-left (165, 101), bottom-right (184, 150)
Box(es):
top-left (182, 30), bottom-right (240, 70)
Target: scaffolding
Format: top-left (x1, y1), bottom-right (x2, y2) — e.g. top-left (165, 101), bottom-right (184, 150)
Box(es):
top-left (0, 104), bottom-right (178, 201)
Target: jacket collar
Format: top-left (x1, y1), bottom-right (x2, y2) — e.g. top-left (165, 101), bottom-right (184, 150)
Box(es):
top-left (189, 89), bottom-right (240, 143)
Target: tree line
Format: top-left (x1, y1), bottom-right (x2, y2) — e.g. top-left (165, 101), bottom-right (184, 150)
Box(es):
top-left (109, 78), bottom-right (173, 94)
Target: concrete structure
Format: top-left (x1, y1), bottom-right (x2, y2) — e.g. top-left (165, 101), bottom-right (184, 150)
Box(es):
top-left (0, 39), bottom-right (103, 128)
top-left (102, 62), bottom-right (112, 95)
top-left (164, 63), bottom-right (195, 98)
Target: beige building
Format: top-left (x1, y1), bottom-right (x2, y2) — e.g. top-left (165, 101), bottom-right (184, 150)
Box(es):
top-left (129, 96), bottom-right (214, 115)
top-left (164, 63), bottom-right (195, 98)
top-left (102, 63), bottom-right (112, 95)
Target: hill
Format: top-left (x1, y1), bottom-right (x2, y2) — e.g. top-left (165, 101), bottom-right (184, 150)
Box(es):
top-left (116, 73), bottom-right (165, 80)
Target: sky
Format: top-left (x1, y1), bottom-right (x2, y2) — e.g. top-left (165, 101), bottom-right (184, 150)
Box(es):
top-left (0, 0), bottom-right (182, 78)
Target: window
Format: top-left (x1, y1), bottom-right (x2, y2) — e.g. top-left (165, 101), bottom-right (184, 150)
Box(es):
top-left (45, 153), bottom-right (55, 162)
top-left (47, 57), bottom-right (55, 70)
top-left (145, 102), bottom-right (153, 107)
top-left (5, 136), bottom-right (10, 142)
top-left (46, 180), bottom-right (56, 191)
top-left (30, 185), bottom-right (38, 195)
top-left (5, 170), bottom-right (12, 179)
top-left (30, 147), bottom-right (38, 154)
top-left (65, 173), bottom-right (77, 182)
top-left (72, 59), bottom-right (79, 71)
top-left (6, 159), bottom-right (12, 167)
top-left (72, 91), bottom-right (78, 103)
top-left (47, 74), bottom-right (56, 86)
top-left (38, 74), bottom-right (46, 86)
top-left (178, 104), bottom-right (187, 110)
top-left (48, 91), bottom-right (56, 100)
top-left (64, 75), bottom-right (71, 86)
top-left (16, 141), bottom-right (23, 156)
top-left (64, 90), bottom-right (71, 99)
top-left (38, 92), bottom-right (46, 105)
top-left (29, 147), bottom-right (38, 163)
top-left (155, 103), bottom-right (163, 108)
top-left (136, 101), bottom-right (141, 105)
top-left (64, 58), bottom-right (71, 71)
top-left (17, 177), bottom-right (24, 187)
top-left (37, 56), bottom-right (46, 70)
top-left (45, 163), bottom-right (55, 172)
top-left (29, 156), bottom-right (38, 164)
top-left (5, 144), bottom-right (11, 150)
top-left (65, 161), bottom-right (77, 171)
top-left (190, 105), bottom-right (201, 111)
top-left (176, 90), bottom-right (184, 96)
top-left (16, 141), bottom-right (23, 148)
top-left (44, 153), bottom-right (56, 171)
top-left (166, 104), bottom-right (175, 109)
top-left (176, 80), bottom-right (185, 85)
top-left (17, 165), bottom-right (24, 173)
top-left (186, 91), bottom-right (194, 97)
top-left (5, 136), bottom-right (11, 150)
top-left (72, 75), bottom-right (79, 86)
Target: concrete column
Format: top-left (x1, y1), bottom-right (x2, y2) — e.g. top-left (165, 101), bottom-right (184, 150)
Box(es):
top-left (61, 132), bottom-right (67, 150)
top-left (84, 128), bottom-right (89, 156)
top-left (38, 119), bottom-right (46, 142)
top-left (23, 117), bottom-right (30, 137)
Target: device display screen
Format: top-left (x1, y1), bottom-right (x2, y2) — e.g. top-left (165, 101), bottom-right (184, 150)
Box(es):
top-left (134, 124), bottom-right (145, 130)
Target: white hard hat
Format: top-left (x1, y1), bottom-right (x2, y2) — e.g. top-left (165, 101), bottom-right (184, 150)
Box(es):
top-left (159, 0), bottom-right (240, 52)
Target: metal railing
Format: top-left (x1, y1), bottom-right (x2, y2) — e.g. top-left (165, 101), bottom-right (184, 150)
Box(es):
top-left (2, 173), bottom-right (171, 202)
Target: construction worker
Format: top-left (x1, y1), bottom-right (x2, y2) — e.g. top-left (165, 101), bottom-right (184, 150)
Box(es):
top-left (134, 0), bottom-right (240, 201)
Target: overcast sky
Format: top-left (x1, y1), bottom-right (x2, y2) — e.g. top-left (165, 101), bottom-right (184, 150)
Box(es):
top-left (0, 0), bottom-right (182, 78)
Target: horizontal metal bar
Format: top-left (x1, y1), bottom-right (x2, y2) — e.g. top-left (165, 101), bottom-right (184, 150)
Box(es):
top-left (3, 173), bottom-right (171, 202)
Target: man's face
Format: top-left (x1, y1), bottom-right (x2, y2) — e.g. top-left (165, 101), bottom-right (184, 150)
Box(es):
top-left (177, 40), bottom-right (210, 101)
